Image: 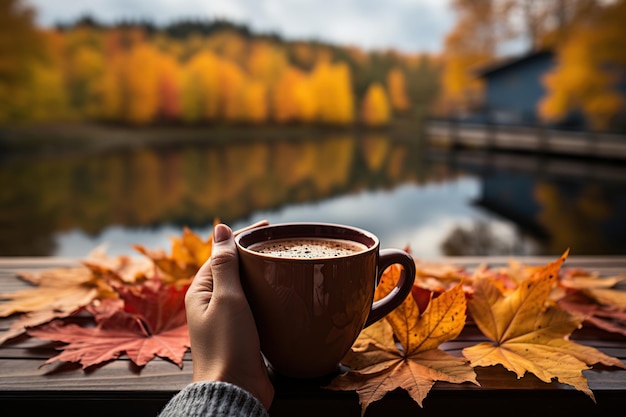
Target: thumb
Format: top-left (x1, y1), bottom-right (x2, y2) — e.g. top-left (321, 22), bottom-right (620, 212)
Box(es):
top-left (209, 224), bottom-right (245, 297)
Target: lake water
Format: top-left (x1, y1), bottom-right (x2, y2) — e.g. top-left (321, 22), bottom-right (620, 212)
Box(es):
top-left (2, 129), bottom-right (625, 259)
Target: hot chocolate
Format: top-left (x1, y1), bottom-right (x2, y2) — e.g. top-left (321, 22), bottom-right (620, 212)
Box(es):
top-left (248, 237), bottom-right (367, 259)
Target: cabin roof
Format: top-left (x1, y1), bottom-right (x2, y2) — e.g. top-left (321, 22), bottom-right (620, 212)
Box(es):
top-left (474, 49), bottom-right (554, 78)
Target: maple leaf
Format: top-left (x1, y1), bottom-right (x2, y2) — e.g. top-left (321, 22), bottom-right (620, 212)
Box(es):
top-left (82, 252), bottom-right (155, 285)
top-left (28, 279), bottom-right (190, 368)
top-left (463, 251), bottom-right (626, 402)
top-left (557, 291), bottom-right (626, 336)
top-left (554, 268), bottom-right (626, 336)
top-left (412, 259), bottom-right (471, 293)
top-left (133, 224), bottom-right (215, 286)
top-left (0, 266), bottom-right (117, 343)
top-left (325, 265), bottom-right (478, 415)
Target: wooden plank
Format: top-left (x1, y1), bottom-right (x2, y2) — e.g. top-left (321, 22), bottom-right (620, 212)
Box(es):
top-left (1, 256), bottom-right (625, 417)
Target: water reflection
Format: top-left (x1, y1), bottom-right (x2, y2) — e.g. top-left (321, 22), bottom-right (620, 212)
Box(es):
top-left (1, 131), bottom-right (625, 257)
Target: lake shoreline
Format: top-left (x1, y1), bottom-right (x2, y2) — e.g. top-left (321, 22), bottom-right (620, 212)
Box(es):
top-left (0, 119), bottom-right (424, 160)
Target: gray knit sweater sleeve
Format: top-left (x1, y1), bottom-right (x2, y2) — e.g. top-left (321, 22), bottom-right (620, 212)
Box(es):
top-left (158, 381), bottom-right (269, 417)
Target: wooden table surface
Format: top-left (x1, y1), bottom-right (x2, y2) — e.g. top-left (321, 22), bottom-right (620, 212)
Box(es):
top-left (1, 256), bottom-right (625, 417)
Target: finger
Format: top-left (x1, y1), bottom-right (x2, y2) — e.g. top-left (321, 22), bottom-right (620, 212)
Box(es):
top-left (209, 224), bottom-right (245, 298)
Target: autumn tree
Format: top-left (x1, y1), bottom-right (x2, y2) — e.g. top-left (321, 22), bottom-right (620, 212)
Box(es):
top-left (361, 83), bottom-right (391, 127)
top-left (538, 0), bottom-right (626, 130)
top-left (272, 65), bottom-right (318, 124)
top-left (311, 61), bottom-right (354, 125)
top-left (437, 0), bottom-right (606, 118)
top-left (0, 0), bottom-right (43, 122)
top-left (510, 0), bottom-right (600, 50)
top-left (386, 67), bottom-right (410, 115)
top-left (156, 54), bottom-right (183, 121)
top-left (273, 66), bottom-right (304, 123)
top-left (119, 43), bottom-right (162, 125)
top-left (219, 59), bottom-right (247, 123)
top-left (181, 50), bottom-right (221, 123)
top-left (66, 41), bottom-right (106, 118)
top-left (438, 0), bottom-right (512, 114)
top-left (241, 81), bottom-right (268, 124)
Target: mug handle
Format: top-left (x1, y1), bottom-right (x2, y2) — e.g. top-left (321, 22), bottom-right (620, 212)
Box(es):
top-left (364, 248), bottom-right (416, 327)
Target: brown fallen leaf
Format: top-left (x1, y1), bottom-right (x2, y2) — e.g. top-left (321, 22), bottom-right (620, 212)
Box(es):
top-left (0, 266), bottom-right (118, 343)
top-left (463, 251), bottom-right (626, 402)
top-left (82, 253), bottom-right (155, 285)
top-left (325, 265), bottom-right (478, 415)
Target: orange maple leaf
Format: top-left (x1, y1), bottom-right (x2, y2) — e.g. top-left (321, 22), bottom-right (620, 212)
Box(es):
top-left (133, 224), bottom-right (216, 286)
top-left (325, 265), bottom-right (478, 415)
top-left (28, 279), bottom-right (190, 368)
top-left (0, 266), bottom-right (118, 343)
top-left (463, 251), bottom-right (626, 402)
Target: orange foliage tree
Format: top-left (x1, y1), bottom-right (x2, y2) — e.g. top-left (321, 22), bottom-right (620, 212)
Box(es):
top-left (2, 11), bottom-right (431, 127)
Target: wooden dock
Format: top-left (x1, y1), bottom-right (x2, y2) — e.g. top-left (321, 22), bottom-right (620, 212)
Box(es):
top-left (1, 256), bottom-right (625, 417)
top-left (426, 120), bottom-right (626, 160)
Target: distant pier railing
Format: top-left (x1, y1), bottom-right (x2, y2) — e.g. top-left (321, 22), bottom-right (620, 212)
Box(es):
top-left (425, 119), bottom-right (626, 160)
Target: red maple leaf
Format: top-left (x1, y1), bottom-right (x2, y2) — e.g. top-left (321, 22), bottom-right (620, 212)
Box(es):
top-left (28, 279), bottom-right (190, 368)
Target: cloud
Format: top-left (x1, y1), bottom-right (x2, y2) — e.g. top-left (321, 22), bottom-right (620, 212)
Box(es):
top-left (26, 0), bottom-right (453, 52)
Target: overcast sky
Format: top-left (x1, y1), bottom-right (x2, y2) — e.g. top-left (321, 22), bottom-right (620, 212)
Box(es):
top-left (26, 0), bottom-right (455, 53)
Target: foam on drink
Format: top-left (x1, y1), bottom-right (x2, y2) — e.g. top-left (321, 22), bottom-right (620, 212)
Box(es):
top-left (248, 238), bottom-right (367, 259)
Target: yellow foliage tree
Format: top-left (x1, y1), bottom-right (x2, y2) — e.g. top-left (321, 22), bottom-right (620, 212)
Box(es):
top-left (361, 83), bottom-right (391, 127)
top-left (273, 66), bottom-right (303, 123)
top-left (438, 0), bottom-right (511, 114)
top-left (219, 59), bottom-right (247, 122)
top-left (98, 55), bottom-right (123, 121)
top-left (25, 61), bottom-right (67, 121)
top-left (67, 44), bottom-right (106, 118)
top-left (273, 65), bottom-right (318, 124)
top-left (247, 40), bottom-right (287, 87)
top-left (120, 43), bottom-right (162, 125)
top-left (539, 0), bottom-right (626, 130)
top-left (386, 67), bottom-right (410, 114)
top-left (293, 76), bottom-right (317, 124)
top-left (181, 50), bottom-right (221, 122)
top-left (0, 0), bottom-right (43, 122)
top-left (241, 81), bottom-right (268, 124)
top-left (19, 29), bottom-right (68, 121)
top-left (311, 61), bottom-right (354, 125)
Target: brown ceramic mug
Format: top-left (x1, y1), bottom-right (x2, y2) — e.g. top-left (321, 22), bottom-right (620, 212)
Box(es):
top-left (235, 222), bottom-right (415, 378)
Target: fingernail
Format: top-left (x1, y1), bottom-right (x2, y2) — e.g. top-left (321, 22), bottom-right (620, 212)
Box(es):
top-left (213, 224), bottom-right (231, 243)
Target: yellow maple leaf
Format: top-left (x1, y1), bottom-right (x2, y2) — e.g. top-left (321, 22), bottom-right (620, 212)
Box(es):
top-left (463, 251), bottom-right (626, 402)
top-left (325, 265), bottom-right (478, 415)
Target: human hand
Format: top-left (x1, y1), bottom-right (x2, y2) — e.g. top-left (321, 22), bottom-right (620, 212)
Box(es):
top-left (184, 222), bottom-right (274, 410)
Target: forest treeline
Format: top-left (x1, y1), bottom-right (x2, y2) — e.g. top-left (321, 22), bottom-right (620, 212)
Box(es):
top-left (1, 0), bottom-right (625, 130)
top-left (0, 1), bottom-right (439, 127)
